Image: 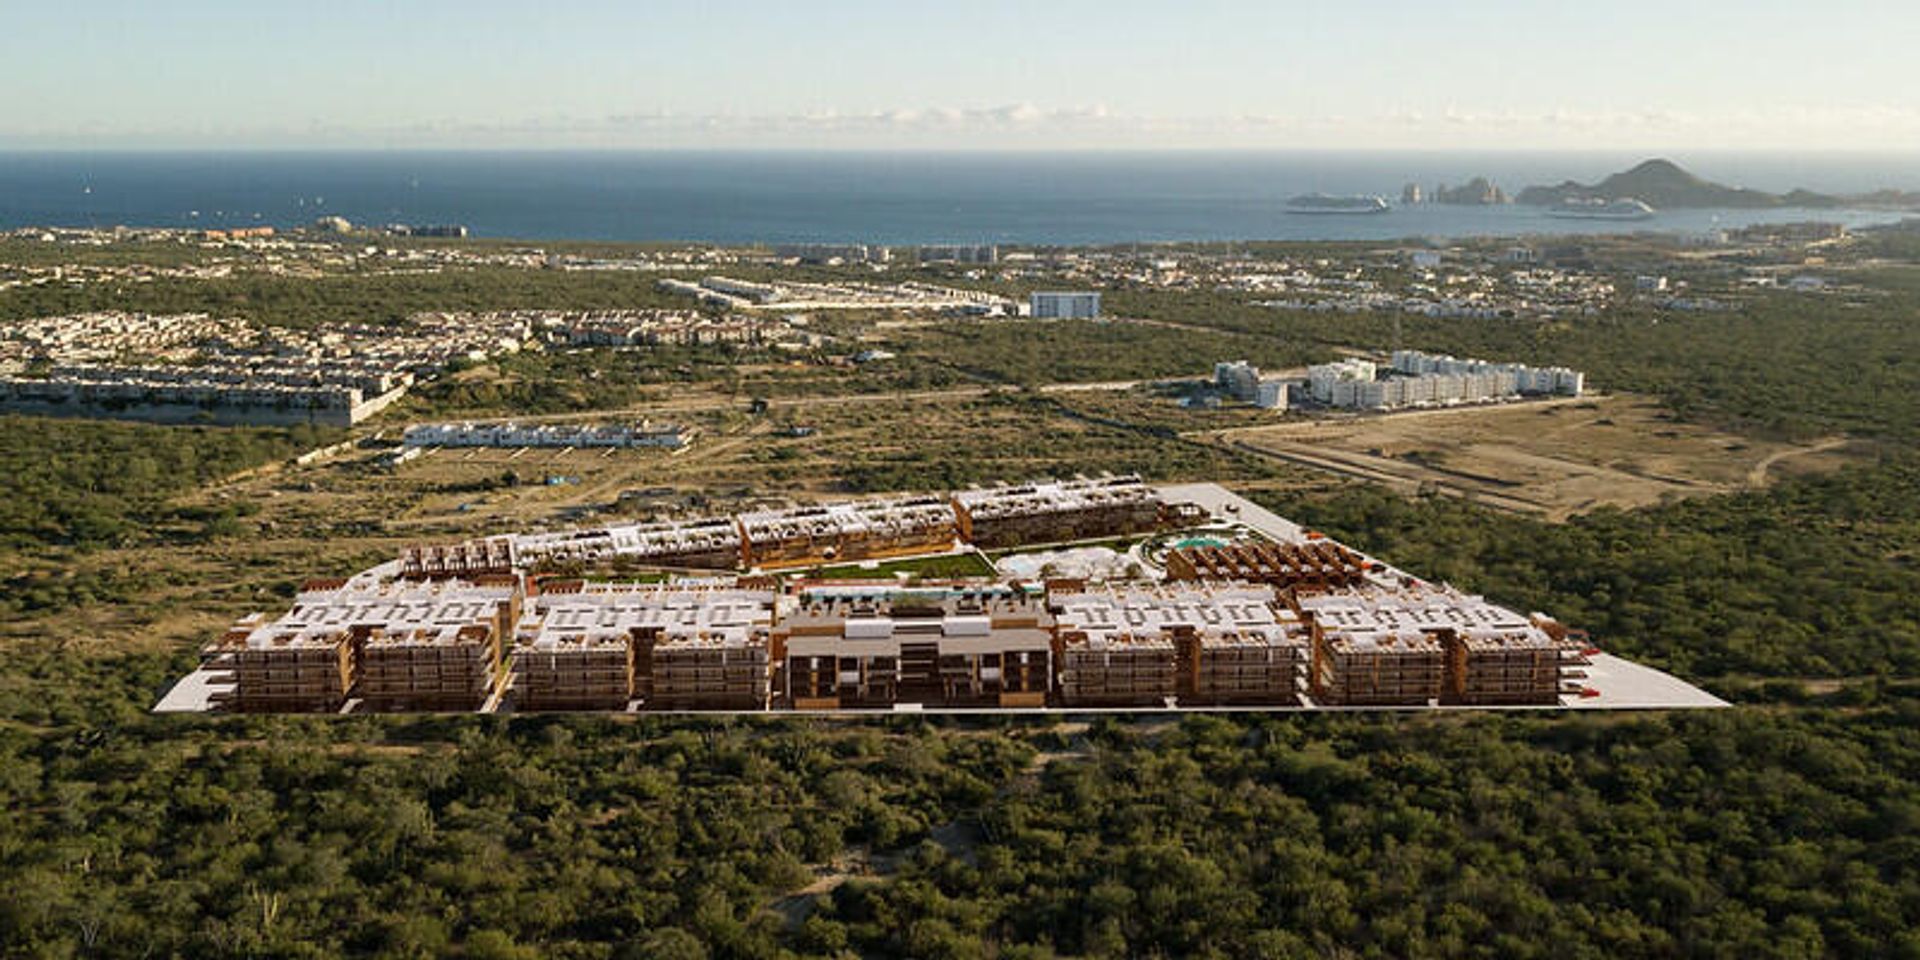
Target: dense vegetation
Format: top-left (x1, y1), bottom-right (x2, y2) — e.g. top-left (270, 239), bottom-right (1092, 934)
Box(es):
top-left (3, 665), bottom-right (1917, 959)
top-left (902, 320), bottom-right (1318, 388)
top-left (0, 417), bottom-right (335, 623)
top-left (819, 708), bottom-right (1920, 959)
top-left (1258, 456), bottom-right (1920, 680)
top-left (0, 416), bottom-right (325, 551)
top-left (0, 268), bottom-right (692, 329)
top-left (405, 347), bottom-right (967, 419)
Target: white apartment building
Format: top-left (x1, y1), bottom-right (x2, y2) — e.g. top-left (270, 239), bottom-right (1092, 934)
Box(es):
top-left (1030, 291), bottom-right (1102, 319)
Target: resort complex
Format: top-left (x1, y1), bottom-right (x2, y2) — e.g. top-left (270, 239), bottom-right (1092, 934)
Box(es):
top-left (155, 476), bottom-right (1707, 716)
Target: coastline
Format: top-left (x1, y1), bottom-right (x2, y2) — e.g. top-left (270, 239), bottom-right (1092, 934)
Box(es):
top-left (1, 150), bottom-right (1913, 245)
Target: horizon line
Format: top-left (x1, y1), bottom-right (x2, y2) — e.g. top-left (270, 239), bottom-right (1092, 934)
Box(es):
top-left (5, 145), bottom-right (1920, 155)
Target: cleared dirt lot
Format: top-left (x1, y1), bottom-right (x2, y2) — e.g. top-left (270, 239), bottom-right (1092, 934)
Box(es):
top-left (1208, 393), bottom-right (1865, 520)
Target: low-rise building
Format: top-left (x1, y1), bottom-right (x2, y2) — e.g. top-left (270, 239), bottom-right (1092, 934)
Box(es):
top-left (773, 243), bottom-right (890, 265)
top-left (1303, 352), bottom-right (1584, 411)
top-left (1254, 379), bottom-right (1289, 410)
top-left (1165, 541), bottom-right (1370, 592)
top-left (1214, 360), bottom-right (1261, 401)
top-left (1215, 360), bottom-right (1290, 409)
top-left (777, 589), bottom-right (1053, 709)
top-left (916, 244), bottom-right (999, 264)
top-left (1307, 359), bottom-right (1378, 404)
top-left (400, 537), bottom-right (519, 580)
top-left (952, 475), bottom-right (1163, 549)
top-left (1050, 583), bottom-right (1305, 706)
top-left (402, 420), bottom-right (690, 450)
top-left (1390, 350), bottom-right (1584, 398)
top-left (514, 517), bottom-right (745, 571)
top-left (515, 583), bottom-right (777, 710)
top-left (1297, 585), bottom-right (1582, 706)
top-left (738, 495), bottom-right (957, 569)
top-left (1030, 290), bottom-right (1102, 319)
top-left (202, 578), bottom-right (522, 712)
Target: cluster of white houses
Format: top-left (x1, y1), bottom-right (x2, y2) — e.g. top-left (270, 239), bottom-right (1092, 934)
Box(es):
top-left (660, 276), bottom-right (1014, 314)
top-left (0, 312), bottom-right (251, 366)
top-left (402, 420), bottom-right (692, 450)
top-left (1305, 351), bottom-right (1585, 411)
top-left (766, 243), bottom-right (999, 265)
top-left (559, 310), bottom-right (773, 346)
top-left (406, 309), bottom-right (782, 348)
top-left (0, 362), bottom-right (412, 427)
top-left (0, 311), bottom-right (536, 426)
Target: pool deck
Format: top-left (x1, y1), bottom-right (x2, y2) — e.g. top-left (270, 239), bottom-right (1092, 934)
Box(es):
top-left (1160, 482), bottom-right (1306, 544)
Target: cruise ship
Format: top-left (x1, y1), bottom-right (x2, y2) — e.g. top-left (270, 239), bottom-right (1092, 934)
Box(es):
top-left (1544, 197), bottom-right (1657, 221)
top-left (1285, 193), bottom-right (1391, 215)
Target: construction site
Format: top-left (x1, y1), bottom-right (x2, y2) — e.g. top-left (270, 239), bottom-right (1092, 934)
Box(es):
top-left (157, 480), bottom-right (1724, 715)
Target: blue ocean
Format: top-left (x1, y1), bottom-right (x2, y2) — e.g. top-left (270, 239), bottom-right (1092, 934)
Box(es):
top-left (0, 150), bottom-right (1913, 245)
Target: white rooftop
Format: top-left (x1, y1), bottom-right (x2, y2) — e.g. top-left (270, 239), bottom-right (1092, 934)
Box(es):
top-left (1051, 584), bottom-right (1295, 649)
top-left (225, 580), bottom-right (518, 650)
top-left (954, 474), bottom-right (1157, 520)
top-left (523, 585), bottom-right (776, 650)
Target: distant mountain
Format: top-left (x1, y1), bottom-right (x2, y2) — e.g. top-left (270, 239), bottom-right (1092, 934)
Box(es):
top-left (1516, 159), bottom-right (1840, 209)
top-left (1852, 188), bottom-right (1920, 208)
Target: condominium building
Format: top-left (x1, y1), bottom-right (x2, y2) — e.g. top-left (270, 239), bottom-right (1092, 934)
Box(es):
top-left (1165, 540), bottom-right (1371, 592)
top-left (202, 578), bottom-right (523, 712)
top-left (777, 589), bottom-right (1054, 709)
top-left (513, 517), bottom-right (744, 571)
top-left (1307, 359), bottom-right (1378, 404)
top-left (1297, 585), bottom-right (1583, 706)
top-left (1214, 360), bottom-right (1261, 401)
top-left (1389, 350), bottom-right (1584, 398)
top-left (737, 495), bottom-right (958, 569)
top-left (515, 583), bottom-right (777, 710)
top-left (916, 244), bottom-right (999, 264)
top-left (1050, 583), bottom-right (1306, 706)
top-left (951, 475), bottom-right (1163, 549)
top-left (1030, 291), bottom-right (1102, 319)
top-left (1215, 360), bottom-right (1289, 410)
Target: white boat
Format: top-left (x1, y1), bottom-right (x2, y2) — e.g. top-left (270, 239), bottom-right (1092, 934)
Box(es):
top-left (1286, 193), bottom-right (1391, 215)
top-left (1545, 198), bottom-right (1656, 220)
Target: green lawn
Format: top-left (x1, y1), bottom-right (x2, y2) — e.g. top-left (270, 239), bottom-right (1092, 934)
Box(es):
top-left (810, 551), bottom-right (997, 580)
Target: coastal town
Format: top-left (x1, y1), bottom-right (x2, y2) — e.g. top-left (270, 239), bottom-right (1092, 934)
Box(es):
top-left (1, 204), bottom-right (1875, 438)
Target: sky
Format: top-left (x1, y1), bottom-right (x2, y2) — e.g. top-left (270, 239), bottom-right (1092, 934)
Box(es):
top-left (4, 0), bottom-right (1919, 150)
